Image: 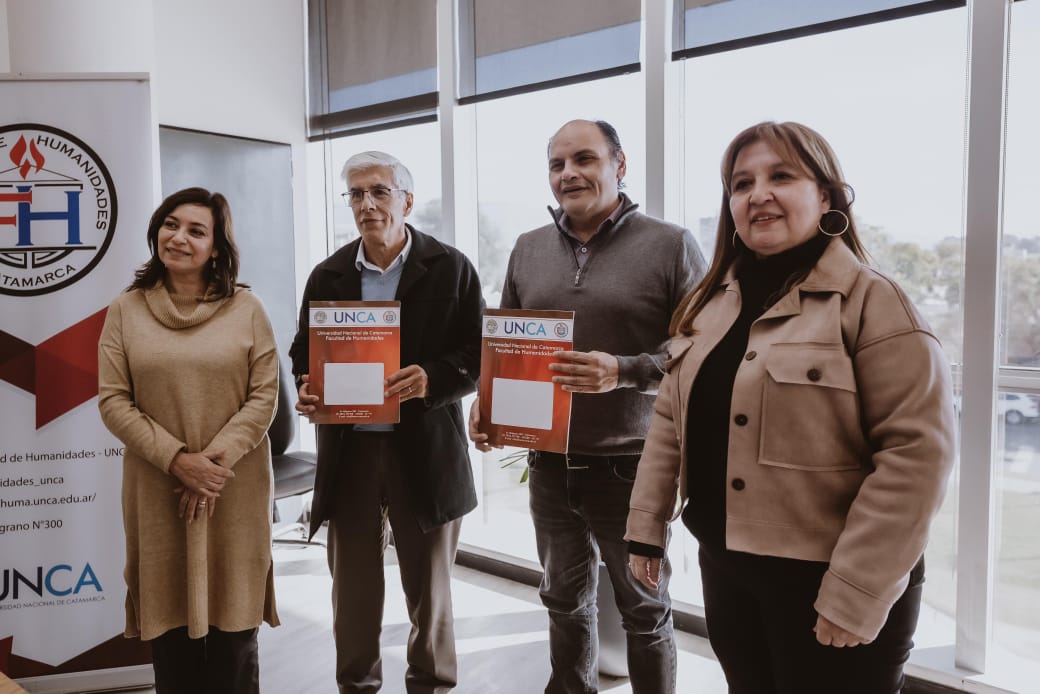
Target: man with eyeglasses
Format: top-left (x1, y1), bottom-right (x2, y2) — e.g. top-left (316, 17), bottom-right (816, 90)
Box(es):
top-left (469, 120), bottom-right (706, 694)
top-left (290, 150), bottom-right (484, 694)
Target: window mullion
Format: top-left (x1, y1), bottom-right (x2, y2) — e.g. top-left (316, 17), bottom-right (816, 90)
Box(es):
top-left (956, 0), bottom-right (1012, 673)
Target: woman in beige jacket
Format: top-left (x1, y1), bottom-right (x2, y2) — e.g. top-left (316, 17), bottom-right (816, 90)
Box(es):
top-left (98, 187), bottom-right (279, 694)
top-left (625, 122), bottom-right (955, 694)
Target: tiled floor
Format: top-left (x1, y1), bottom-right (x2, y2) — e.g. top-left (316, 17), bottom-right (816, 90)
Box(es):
top-left (57, 528), bottom-right (1028, 693)
top-left (256, 540), bottom-right (729, 693)
top-left (96, 532), bottom-right (727, 693)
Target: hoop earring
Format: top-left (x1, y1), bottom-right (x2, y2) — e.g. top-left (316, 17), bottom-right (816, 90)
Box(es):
top-left (818, 209), bottom-right (849, 237)
top-left (843, 183), bottom-right (856, 206)
top-left (732, 229), bottom-right (741, 247)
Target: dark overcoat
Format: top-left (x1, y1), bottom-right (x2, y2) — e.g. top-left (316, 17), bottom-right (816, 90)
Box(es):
top-left (289, 226), bottom-right (484, 535)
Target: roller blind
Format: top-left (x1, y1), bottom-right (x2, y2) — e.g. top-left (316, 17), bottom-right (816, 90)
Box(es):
top-left (674, 0), bottom-right (964, 58)
top-left (459, 0), bottom-right (641, 102)
top-left (309, 0), bottom-right (438, 138)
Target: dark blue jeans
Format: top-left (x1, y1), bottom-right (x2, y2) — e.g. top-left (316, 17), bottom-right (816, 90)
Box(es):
top-left (528, 450), bottom-right (676, 694)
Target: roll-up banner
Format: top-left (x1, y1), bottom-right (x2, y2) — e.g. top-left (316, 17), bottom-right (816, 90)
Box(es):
top-left (0, 76), bottom-right (154, 692)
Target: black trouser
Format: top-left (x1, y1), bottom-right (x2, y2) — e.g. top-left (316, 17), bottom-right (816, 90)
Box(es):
top-left (151, 626), bottom-right (260, 694)
top-left (699, 543), bottom-right (924, 694)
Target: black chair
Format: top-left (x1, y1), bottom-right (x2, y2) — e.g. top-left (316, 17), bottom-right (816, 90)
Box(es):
top-left (270, 357), bottom-right (322, 545)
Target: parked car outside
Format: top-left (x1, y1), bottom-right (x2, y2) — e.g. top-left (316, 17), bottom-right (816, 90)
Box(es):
top-left (952, 392), bottom-right (1040, 425)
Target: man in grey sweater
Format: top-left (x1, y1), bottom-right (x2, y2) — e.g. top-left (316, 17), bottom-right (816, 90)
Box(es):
top-left (469, 119), bottom-right (706, 694)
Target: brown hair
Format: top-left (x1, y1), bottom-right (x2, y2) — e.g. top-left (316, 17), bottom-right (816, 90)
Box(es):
top-left (671, 121), bottom-right (869, 336)
top-left (128, 187), bottom-right (244, 299)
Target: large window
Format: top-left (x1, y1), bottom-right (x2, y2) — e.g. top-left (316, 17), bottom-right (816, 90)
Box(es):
top-left (1003, 1), bottom-right (1040, 370)
top-left (302, 1), bottom-right (1040, 689)
top-left (994, 0), bottom-right (1040, 685)
top-left (994, 402), bottom-right (1040, 679)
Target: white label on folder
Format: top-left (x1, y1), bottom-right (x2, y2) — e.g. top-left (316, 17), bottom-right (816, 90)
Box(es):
top-left (324, 362), bottom-right (385, 405)
top-left (491, 377), bottom-right (554, 430)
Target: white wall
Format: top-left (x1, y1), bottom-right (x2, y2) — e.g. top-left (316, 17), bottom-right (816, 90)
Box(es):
top-left (153, 0), bottom-right (304, 143)
top-left (0, 0), bottom-right (313, 316)
top-left (152, 0), bottom-right (311, 301)
top-left (6, 0), bottom-right (153, 73)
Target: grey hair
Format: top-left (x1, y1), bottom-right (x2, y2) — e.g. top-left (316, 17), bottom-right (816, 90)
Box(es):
top-left (341, 151), bottom-right (414, 193)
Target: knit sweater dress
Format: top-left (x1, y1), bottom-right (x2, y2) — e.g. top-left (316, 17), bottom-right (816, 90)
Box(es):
top-left (98, 284), bottom-right (280, 640)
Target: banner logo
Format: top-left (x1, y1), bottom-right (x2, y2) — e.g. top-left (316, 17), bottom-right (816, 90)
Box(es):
top-left (0, 562), bottom-right (103, 603)
top-left (0, 124), bottom-right (117, 296)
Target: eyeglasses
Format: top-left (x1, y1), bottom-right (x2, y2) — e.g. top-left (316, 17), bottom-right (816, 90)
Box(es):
top-left (342, 186), bottom-right (406, 206)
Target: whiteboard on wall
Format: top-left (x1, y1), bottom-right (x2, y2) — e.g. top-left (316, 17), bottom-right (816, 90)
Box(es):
top-left (158, 126), bottom-right (297, 356)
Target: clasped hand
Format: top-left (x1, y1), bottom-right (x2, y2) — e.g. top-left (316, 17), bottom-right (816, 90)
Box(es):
top-left (170, 449), bottom-right (231, 523)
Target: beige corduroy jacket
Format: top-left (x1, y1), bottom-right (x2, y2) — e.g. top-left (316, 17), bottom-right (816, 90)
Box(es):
top-left (625, 239), bottom-right (956, 640)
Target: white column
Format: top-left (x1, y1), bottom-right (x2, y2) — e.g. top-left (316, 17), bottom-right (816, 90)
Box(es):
top-left (641, 0), bottom-right (669, 220)
top-left (437, 0), bottom-right (478, 259)
top-left (956, 0), bottom-right (1011, 674)
top-left (437, 0), bottom-right (457, 247)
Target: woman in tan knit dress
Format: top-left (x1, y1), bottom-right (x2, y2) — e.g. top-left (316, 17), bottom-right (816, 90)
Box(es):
top-left (98, 187), bottom-right (279, 694)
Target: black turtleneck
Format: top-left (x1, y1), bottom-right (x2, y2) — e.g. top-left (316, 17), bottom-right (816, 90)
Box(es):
top-left (681, 233), bottom-right (831, 549)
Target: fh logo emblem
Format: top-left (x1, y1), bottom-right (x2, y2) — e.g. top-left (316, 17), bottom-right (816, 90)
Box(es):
top-left (0, 123), bottom-right (117, 296)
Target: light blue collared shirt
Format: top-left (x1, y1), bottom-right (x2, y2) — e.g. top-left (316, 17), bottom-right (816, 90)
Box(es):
top-left (355, 228), bottom-right (412, 276)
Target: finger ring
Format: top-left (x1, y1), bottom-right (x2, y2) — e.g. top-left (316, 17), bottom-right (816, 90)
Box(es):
top-left (199, 501), bottom-right (207, 507)
top-left (406, 386), bottom-right (412, 394)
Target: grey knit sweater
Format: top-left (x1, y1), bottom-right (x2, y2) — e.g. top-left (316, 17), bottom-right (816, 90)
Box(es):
top-left (501, 196), bottom-right (706, 455)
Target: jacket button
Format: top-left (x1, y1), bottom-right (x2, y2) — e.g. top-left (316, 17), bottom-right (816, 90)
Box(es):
top-left (731, 478), bottom-right (746, 491)
top-left (745, 351), bottom-right (757, 361)
top-left (734, 414), bottom-right (748, 426)
top-left (807, 368), bottom-right (822, 382)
